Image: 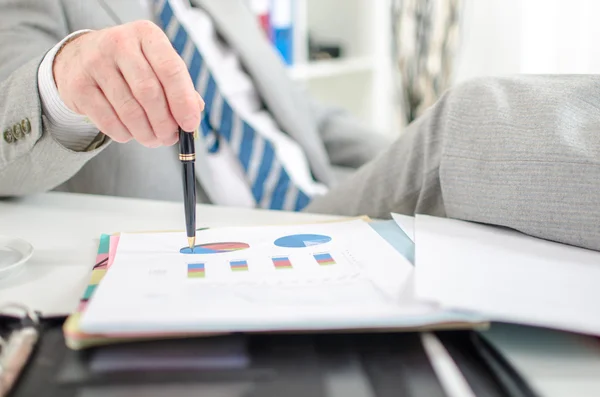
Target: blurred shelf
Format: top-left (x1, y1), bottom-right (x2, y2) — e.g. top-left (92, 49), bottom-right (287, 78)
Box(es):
top-left (288, 56), bottom-right (374, 80)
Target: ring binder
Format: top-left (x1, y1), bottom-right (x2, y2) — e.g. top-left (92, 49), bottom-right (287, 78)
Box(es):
top-left (0, 303), bottom-right (40, 397)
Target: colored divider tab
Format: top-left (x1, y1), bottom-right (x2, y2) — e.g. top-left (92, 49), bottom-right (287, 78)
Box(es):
top-left (98, 234), bottom-right (111, 254)
top-left (82, 284), bottom-right (97, 301)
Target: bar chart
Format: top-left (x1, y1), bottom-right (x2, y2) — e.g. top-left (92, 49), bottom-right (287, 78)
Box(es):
top-left (272, 256), bottom-right (293, 270)
top-left (230, 260), bottom-right (249, 272)
top-left (184, 250), bottom-right (348, 281)
top-left (187, 263), bottom-right (205, 278)
top-left (313, 253), bottom-right (336, 266)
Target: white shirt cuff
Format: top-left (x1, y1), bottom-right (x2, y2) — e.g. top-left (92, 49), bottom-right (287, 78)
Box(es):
top-left (38, 30), bottom-right (102, 152)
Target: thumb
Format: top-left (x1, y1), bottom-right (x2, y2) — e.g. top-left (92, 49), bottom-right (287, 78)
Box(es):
top-left (196, 91), bottom-right (205, 113)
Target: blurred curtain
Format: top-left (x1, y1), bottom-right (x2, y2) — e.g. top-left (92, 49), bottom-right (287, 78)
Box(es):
top-left (519, 0), bottom-right (600, 74)
top-left (392, 0), bottom-right (464, 125)
top-left (453, 0), bottom-right (600, 84)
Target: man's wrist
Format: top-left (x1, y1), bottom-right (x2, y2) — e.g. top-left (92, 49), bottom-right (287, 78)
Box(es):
top-left (52, 30), bottom-right (91, 85)
top-left (38, 30), bottom-right (102, 152)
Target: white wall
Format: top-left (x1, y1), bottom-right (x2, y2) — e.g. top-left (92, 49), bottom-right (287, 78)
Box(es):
top-left (454, 0), bottom-right (600, 84)
top-left (299, 0), bottom-right (396, 135)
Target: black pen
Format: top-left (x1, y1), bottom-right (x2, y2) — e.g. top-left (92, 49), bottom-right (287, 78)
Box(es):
top-left (179, 128), bottom-right (197, 250)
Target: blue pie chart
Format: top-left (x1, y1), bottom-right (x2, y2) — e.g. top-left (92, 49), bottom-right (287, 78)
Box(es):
top-left (274, 234), bottom-right (332, 248)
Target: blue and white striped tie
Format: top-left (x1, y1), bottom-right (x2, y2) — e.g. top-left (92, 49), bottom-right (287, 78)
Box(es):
top-left (153, 0), bottom-right (312, 211)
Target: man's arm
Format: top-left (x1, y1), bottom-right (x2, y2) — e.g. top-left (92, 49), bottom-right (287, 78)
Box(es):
top-left (0, 1), bottom-right (205, 198)
top-left (307, 75), bottom-right (600, 252)
top-left (0, 0), bottom-right (109, 197)
top-left (307, 98), bottom-right (393, 169)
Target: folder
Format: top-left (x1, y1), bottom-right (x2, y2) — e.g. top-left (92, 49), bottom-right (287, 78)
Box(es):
top-left (62, 220), bottom-right (486, 350)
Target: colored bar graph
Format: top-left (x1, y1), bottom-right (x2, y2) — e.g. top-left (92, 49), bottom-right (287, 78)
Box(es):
top-left (187, 263), bottom-right (205, 278)
top-left (272, 256), bottom-right (292, 270)
top-left (314, 253), bottom-right (336, 266)
top-left (230, 259), bottom-right (249, 272)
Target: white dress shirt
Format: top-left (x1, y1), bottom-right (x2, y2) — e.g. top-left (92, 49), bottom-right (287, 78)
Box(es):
top-left (38, 0), bottom-right (327, 207)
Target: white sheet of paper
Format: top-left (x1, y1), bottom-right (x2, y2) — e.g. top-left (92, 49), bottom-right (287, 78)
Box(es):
top-left (391, 213), bottom-right (415, 242)
top-left (414, 214), bottom-right (600, 336)
top-left (80, 219), bottom-right (473, 335)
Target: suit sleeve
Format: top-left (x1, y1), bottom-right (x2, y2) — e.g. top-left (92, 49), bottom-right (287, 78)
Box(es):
top-left (38, 29), bottom-right (102, 152)
top-left (307, 97), bottom-right (393, 169)
top-left (0, 0), bottom-right (109, 197)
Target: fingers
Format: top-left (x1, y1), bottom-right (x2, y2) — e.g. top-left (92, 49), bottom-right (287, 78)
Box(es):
top-left (92, 64), bottom-right (159, 148)
top-left (60, 21), bottom-right (204, 148)
top-left (140, 27), bottom-right (203, 132)
top-left (117, 47), bottom-right (179, 145)
top-left (78, 85), bottom-right (132, 143)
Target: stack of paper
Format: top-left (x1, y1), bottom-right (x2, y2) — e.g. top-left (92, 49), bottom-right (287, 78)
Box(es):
top-left (392, 214), bottom-right (600, 337)
top-left (64, 218), bottom-right (485, 349)
top-left (69, 212), bottom-right (599, 349)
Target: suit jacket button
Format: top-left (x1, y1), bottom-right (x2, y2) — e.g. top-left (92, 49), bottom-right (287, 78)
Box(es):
top-left (21, 118), bottom-right (31, 134)
top-left (12, 123), bottom-right (24, 140)
top-left (3, 128), bottom-right (14, 144)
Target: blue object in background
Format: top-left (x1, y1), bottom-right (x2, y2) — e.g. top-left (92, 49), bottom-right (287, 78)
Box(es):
top-left (270, 0), bottom-right (294, 65)
top-left (272, 26), bottom-right (293, 65)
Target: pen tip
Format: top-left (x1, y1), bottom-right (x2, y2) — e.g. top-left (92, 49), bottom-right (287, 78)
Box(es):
top-left (188, 236), bottom-right (195, 250)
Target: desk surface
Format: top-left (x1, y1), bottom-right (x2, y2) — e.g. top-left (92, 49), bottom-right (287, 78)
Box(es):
top-left (1, 192), bottom-right (599, 397)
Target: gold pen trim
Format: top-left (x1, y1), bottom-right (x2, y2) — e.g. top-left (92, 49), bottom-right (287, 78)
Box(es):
top-left (179, 154), bottom-right (196, 161)
top-left (187, 236), bottom-right (196, 250)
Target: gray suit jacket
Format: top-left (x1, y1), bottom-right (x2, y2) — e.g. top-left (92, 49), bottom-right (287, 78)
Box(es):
top-left (0, 0), bottom-right (389, 202)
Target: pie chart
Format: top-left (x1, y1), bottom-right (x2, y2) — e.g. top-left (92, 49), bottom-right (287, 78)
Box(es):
top-left (274, 234), bottom-right (332, 248)
top-left (180, 242), bottom-right (250, 254)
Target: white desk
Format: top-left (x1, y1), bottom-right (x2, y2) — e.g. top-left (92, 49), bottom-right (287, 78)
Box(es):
top-left (0, 192), bottom-right (342, 316)
top-left (1, 192), bottom-right (599, 397)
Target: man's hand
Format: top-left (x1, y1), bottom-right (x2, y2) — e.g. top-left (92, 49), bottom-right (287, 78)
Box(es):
top-left (53, 21), bottom-right (204, 147)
